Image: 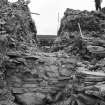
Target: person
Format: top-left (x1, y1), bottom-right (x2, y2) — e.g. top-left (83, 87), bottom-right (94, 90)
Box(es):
top-left (95, 0), bottom-right (102, 11)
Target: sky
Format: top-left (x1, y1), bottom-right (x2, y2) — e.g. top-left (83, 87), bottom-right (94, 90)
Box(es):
top-left (9, 0), bottom-right (105, 35)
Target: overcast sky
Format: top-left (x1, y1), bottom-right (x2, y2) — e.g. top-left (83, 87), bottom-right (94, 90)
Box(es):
top-left (9, 0), bottom-right (105, 35)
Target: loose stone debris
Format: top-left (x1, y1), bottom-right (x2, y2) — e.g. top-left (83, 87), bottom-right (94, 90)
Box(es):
top-left (0, 0), bottom-right (105, 105)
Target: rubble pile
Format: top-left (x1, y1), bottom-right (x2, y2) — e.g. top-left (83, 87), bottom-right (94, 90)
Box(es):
top-left (53, 8), bottom-right (105, 60)
top-left (0, 0), bottom-right (39, 104)
top-left (0, 0), bottom-right (37, 47)
top-left (49, 8), bottom-right (105, 105)
top-left (58, 8), bottom-right (105, 35)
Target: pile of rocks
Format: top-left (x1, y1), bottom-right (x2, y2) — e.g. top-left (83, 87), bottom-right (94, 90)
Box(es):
top-left (58, 8), bottom-right (105, 36)
top-left (53, 8), bottom-right (105, 61)
top-left (0, 0), bottom-right (38, 104)
top-left (49, 8), bottom-right (105, 105)
top-left (0, 0), bottom-right (37, 44)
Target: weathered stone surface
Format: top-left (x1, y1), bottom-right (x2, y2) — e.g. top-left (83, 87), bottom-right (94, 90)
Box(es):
top-left (15, 92), bottom-right (46, 105)
top-left (53, 8), bottom-right (105, 61)
top-left (0, 100), bottom-right (17, 105)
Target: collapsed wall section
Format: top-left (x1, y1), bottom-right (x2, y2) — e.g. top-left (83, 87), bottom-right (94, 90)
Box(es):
top-left (58, 8), bottom-right (105, 36)
top-left (0, 0), bottom-right (37, 44)
top-left (53, 8), bottom-right (105, 60)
